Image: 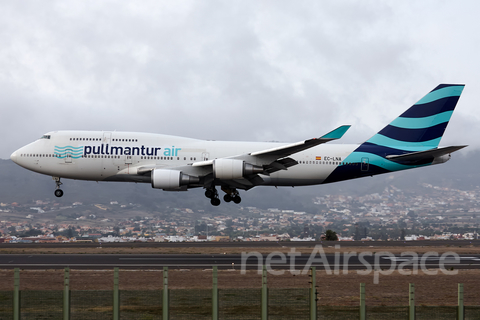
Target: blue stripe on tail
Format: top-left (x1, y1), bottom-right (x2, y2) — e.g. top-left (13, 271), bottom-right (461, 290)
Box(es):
top-left (389, 111), bottom-right (453, 129)
top-left (377, 122), bottom-right (448, 143)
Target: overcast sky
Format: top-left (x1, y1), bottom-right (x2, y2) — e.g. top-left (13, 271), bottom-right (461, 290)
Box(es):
top-left (1, 1), bottom-right (479, 159)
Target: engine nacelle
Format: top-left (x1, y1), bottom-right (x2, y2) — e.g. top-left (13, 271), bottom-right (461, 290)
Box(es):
top-left (151, 169), bottom-right (199, 190)
top-left (213, 159), bottom-right (263, 180)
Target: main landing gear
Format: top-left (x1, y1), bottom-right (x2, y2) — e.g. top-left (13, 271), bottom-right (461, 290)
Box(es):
top-left (205, 187), bottom-right (221, 206)
top-left (53, 177), bottom-right (64, 198)
top-left (222, 186), bottom-right (242, 204)
top-left (204, 186), bottom-right (242, 206)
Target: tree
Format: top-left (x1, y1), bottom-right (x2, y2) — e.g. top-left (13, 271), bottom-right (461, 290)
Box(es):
top-left (22, 229), bottom-right (42, 237)
top-left (325, 229), bottom-right (338, 241)
top-left (67, 227), bottom-right (75, 238)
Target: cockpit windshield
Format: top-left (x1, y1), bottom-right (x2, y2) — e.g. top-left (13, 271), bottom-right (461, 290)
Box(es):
top-left (41, 135), bottom-right (51, 139)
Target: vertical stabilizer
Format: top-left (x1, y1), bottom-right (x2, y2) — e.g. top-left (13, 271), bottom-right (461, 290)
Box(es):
top-left (365, 84), bottom-right (464, 151)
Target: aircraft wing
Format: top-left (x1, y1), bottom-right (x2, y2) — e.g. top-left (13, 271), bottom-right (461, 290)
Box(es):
top-left (188, 125), bottom-right (351, 189)
top-left (192, 125), bottom-right (351, 168)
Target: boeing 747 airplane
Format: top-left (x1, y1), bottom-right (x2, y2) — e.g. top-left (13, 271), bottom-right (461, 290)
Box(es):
top-left (10, 84), bottom-right (466, 205)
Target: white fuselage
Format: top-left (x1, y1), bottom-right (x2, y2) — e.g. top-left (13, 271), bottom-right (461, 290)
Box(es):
top-left (10, 131), bottom-right (358, 187)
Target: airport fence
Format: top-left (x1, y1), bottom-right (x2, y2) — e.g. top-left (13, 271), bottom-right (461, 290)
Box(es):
top-left (1, 266), bottom-right (479, 319)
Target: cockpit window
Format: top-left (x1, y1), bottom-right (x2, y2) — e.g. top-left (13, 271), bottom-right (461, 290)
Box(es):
top-left (41, 135), bottom-right (51, 139)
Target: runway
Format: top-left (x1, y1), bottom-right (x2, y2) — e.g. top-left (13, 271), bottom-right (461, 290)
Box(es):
top-left (2, 239), bottom-right (480, 249)
top-left (1, 253), bottom-right (479, 270)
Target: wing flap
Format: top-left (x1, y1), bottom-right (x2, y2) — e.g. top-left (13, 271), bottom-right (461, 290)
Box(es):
top-left (264, 157), bottom-right (298, 175)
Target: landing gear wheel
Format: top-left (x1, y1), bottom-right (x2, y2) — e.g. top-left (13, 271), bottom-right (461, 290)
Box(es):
top-left (53, 177), bottom-right (63, 198)
top-left (205, 189), bottom-right (214, 198)
top-left (205, 186), bottom-right (221, 205)
top-left (221, 186), bottom-right (242, 204)
top-left (211, 198), bottom-right (221, 206)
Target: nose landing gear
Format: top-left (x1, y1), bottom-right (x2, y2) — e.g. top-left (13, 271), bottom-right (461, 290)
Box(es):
top-left (53, 177), bottom-right (64, 198)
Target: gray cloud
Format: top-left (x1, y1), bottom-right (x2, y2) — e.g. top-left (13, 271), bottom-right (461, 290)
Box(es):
top-left (1, 1), bottom-right (479, 158)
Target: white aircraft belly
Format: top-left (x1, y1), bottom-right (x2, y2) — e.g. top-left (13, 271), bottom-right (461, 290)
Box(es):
top-left (265, 162), bottom-right (334, 186)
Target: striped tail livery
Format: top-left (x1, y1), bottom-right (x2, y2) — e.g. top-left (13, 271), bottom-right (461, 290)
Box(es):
top-left (324, 84), bottom-right (466, 183)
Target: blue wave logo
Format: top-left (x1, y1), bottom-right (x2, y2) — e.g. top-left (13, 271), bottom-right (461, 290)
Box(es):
top-left (54, 146), bottom-right (84, 159)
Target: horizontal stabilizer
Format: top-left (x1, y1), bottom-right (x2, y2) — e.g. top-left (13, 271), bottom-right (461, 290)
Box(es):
top-left (386, 145), bottom-right (467, 162)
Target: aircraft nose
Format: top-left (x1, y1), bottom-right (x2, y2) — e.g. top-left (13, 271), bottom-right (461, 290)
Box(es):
top-left (10, 150), bottom-right (18, 164)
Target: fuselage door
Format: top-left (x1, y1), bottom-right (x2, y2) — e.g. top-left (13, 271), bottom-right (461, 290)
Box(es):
top-left (361, 157), bottom-right (369, 172)
top-left (101, 132), bottom-right (113, 174)
top-left (102, 132), bottom-right (112, 146)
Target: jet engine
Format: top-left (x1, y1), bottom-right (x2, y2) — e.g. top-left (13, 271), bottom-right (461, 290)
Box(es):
top-left (213, 159), bottom-right (263, 180)
top-left (151, 169), bottom-right (199, 190)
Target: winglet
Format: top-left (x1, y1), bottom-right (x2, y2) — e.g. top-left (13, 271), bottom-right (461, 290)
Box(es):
top-left (320, 125), bottom-right (351, 140)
